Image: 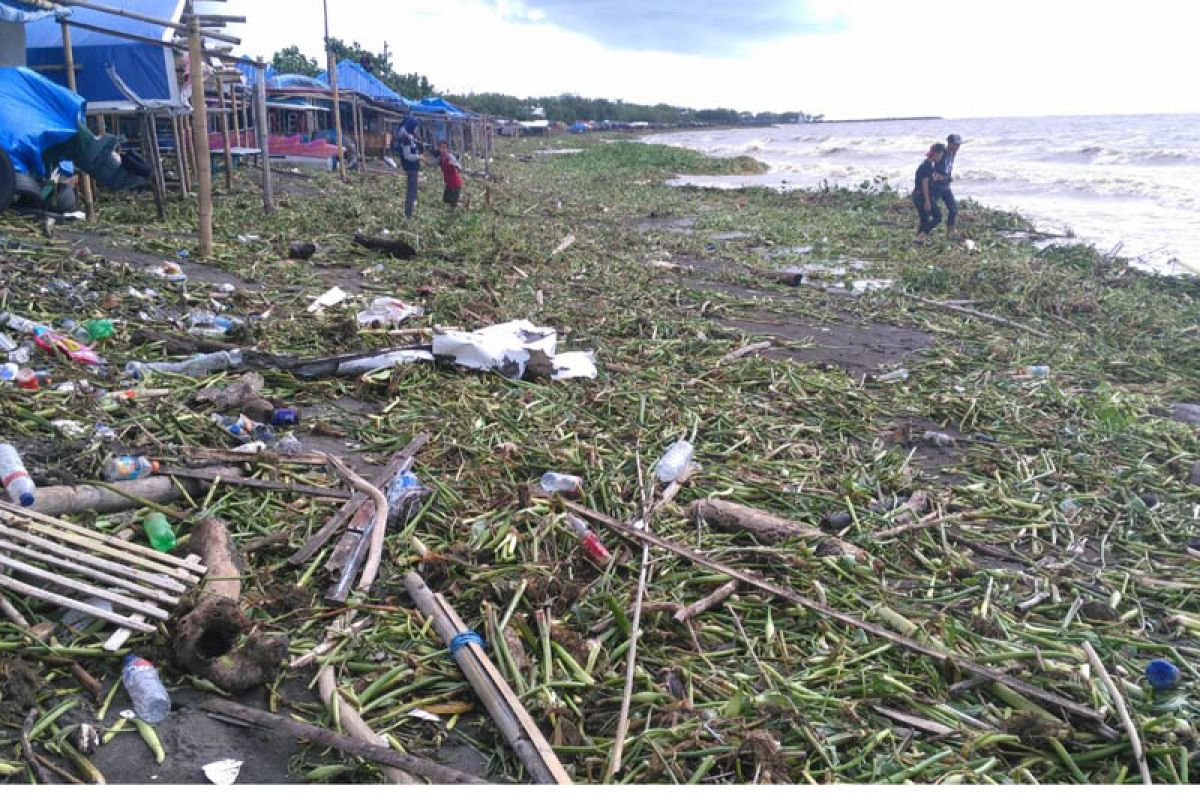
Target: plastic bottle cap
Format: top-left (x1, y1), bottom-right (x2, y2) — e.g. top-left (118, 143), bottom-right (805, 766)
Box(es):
top-left (19, 492), bottom-right (33, 507)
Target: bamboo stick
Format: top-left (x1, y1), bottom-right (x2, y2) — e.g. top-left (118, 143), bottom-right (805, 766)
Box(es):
top-left (0, 553), bottom-right (169, 620)
top-left (0, 524), bottom-right (188, 593)
top-left (0, 537), bottom-right (181, 605)
top-left (0, 574), bottom-right (156, 633)
top-left (61, 22), bottom-right (94, 221)
top-left (405, 572), bottom-right (572, 784)
top-left (1082, 641), bottom-right (1152, 784)
top-left (216, 76), bottom-right (234, 192)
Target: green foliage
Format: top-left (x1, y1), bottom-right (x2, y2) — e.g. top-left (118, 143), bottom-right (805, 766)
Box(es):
top-left (553, 142), bottom-right (767, 177)
top-left (271, 45), bottom-right (320, 77)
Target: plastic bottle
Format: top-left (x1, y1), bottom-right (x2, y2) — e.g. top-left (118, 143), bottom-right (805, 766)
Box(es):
top-left (877, 368), bottom-right (909, 383)
top-left (0, 332), bottom-right (18, 353)
top-left (383, 470), bottom-right (429, 530)
top-left (565, 514), bottom-right (611, 564)
top-left (125, 350), bottom-right (243, 380)
top-left (15, 368), bottom-right (41, 389)
top-left (1021, 365), bottom-right (1050, 378)
top-left (922, 431), bottom-right (955, 448)
top-left (656, 441), bottom-right (694, 484)
top-left (0, 363), bottom-right (17, 382)
top-left (2, 312), bottom-right (38, 334)
top-left (0, 443), bottom-right (36, 507)
top-left (102, 456), bottom-right (159, 482)
top-left (143, 512), bottom-right (176, 552)
top-left (121, 654), bottom-right (171, 723)
top-left (540, 471), bottom-right (583, 495)
top-left (211, 413), bottom-right (275, 444)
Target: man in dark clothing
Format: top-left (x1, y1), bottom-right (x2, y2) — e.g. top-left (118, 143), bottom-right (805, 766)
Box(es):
top-left (932, 133), bottom-right (962, 237)
top-left (912, 143), bottom-right (946, 244)
top-left (397, 116), bottom-right (422, 219)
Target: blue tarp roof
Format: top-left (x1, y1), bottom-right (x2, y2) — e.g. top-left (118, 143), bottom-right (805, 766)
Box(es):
top-left (409, 96), bottom-right (469, 118)
top-left (24, 0), bottom-right (185, 110)
top-left (268, 73), bottom-right (329, 91)
top-left (0, 1), bottom-right (55, 24)
top-left (0, 65), bottom-right (85, 176)
top-left (316, 60), bottom-right (410, 106)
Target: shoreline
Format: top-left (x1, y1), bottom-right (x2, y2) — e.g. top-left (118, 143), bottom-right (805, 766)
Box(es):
top-left (0, 135), bottom-right (1198, 785)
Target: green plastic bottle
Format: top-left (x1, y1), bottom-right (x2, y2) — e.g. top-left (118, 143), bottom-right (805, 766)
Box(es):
top-left (82, 319), bottom-right (114, 342)
top-left (143, 512), bottom-right (176, 553)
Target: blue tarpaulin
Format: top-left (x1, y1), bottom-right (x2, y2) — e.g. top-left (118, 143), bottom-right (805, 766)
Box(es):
top-left (316, 60), bottom-right (411, 106)
top-left (25, 0), bottom-right (184, 111)
top-left (0, 65), bottom-right (84, 176)
top-left (268, 73), bottom-right (329, 91)
top-left (0, 0), bottom-right (55, 24)
top-left (236, 60), bottom-right (276, 87)
top-left (410, 96), bottom-right (469, 118)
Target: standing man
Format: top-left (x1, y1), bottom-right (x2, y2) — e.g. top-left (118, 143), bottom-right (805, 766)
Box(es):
top-left (397, 116), bottom-right (422, 219)
top-left (932, 133), bottom-right (962, 238)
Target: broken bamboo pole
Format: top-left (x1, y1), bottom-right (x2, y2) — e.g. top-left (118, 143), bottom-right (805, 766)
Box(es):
top-left (61, 21), bottom-right (94, 221)
top-left (1082, 641), bottom-right (1152, 784)
top-left (405, 572), bottom-right (572, 784)
top-left (903, 291), bottom-right (1049, 338)
top-left (26, 467), bottom-right (240, 517)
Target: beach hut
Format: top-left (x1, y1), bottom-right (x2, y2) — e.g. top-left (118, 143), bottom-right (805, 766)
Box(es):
top-left (316, 60), bottom-right (410, 157)
top-left (25, 0), bottom-right (186, 112)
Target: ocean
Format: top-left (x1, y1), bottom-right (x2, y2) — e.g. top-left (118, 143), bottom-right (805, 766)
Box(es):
top-left (645, 114), bottom-right (1200, 275)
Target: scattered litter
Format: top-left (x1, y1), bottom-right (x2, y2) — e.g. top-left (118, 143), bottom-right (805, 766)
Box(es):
top-left (203, 759), bottom-right (244, 785)
top-left (288, 242), bottom-right (317, 260)
top-left (551, 233), bottom-right (576, 257)
top-left (876, 368), bottom-right (909, 383)
top-left (50, 419), bottom-right (88, 438)
top-left (540, 472), bottom-right (583, 495)
top-left (147, 261), bottom-right (187, 282)
top-left (655, 441), bottom-right (694, 484)
top-left (307, 286), bottom-right (347, 314)
top-left (357, 297), bottom-right (424, 329)
top-left (236, 234), bottom-right (261, 244)
top-left (126, 350), bottom-right (244, 380)
top-left (335, 349), bottom-right (434, 376)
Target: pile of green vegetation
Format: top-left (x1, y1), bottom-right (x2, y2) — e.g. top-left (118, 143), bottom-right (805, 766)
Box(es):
top-left (0, 135), bottom-right (1196, 785)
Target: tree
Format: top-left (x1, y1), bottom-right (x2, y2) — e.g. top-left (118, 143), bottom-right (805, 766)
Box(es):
top-left (271, 46), bottom-right (320, 77)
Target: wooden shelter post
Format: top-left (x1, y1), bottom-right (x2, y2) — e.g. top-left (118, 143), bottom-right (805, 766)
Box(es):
top-left (61, 21), bottom-right (95, 220)
top-left (215, 76), bottom-right (234, 192)
top-left (188, 18), bottom-right (214, 259)
top-left (254, 60), bottom-right (274, 213)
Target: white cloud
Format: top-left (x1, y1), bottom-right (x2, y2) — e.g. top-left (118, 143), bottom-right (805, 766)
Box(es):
top-left (226, 0), bottom-right (1199, 117)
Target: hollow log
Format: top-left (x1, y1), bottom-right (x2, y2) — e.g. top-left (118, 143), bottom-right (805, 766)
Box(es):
top-left (29, 468), bottom-right (242, 517)
top-left (171, 518), bottom-right (287, 693)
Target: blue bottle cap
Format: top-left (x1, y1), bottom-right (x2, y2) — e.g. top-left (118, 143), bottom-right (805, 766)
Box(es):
top-left (1146, 659), bottom-right (1181, 690)
top-left (19, 492), bottom-right (33, 507)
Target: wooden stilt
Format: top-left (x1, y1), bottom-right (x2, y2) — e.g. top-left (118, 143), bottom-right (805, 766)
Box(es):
top-left (61, 22), bottom-right (95, 221)
top-left (254, 59), bottom-right (274, 213)
top-left (216, 76), bottom-right (234, 192)
top-left (188, 19), bottom-right (214, 259)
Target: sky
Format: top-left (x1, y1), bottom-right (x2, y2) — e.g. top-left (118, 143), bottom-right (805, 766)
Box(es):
top-left (215, 0), bottom-right (1199, 119)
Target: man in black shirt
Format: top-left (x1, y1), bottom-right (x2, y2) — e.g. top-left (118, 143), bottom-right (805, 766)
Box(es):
top-left (913, 143), bottom-right (946, 245)
top-left (932, 134), bottom-right (962, 237)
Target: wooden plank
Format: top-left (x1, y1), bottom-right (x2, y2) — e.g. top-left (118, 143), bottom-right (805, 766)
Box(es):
top-left (103, 619), bottom-right (142, 652)
top-left (0, 537), bottom-right (181, 606)
top-left (0, 524), bottom-right (188, 593)
top-left (0, 574), bottom-right (157, 633)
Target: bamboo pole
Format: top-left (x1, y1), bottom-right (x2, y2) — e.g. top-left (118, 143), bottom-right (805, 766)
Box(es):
top-left (405, 572), bottom-right (572, 784)
top-left (188, 18), bottom-right (214, 259)
top-left (215, 77), bottom-right (234, 192)
top-left (230, 83), bottom-right (243, 147)
top-left (254, 60), bottom-right (274, 213)
top-left (56, 0), bottom-right (243, 45)
top-left (61, 21), bottom-right (95, 221)
top-left (170, 115), bottom-right (188, 195)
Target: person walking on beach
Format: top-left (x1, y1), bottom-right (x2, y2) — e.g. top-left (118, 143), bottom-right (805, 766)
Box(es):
top-left (932, 134), bottom-right (962, 238)
top-left (397, 116), bottom-right (422, 219)
top-left (436, 140), bottom-right (464, 209)
top-left (913, 143), bottom-right (946, 244)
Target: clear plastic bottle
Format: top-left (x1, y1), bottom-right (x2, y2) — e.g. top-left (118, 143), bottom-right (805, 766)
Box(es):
top-left (877, 368), bottom-right (909, 383)
top-left (121, 654), bottom-right (171, 723)
top-left (102, 456), bottom-right (160, 482)
top-left (656, 441), bottom-right (694, 484)
top-left (143, 512), bottom-right (176, 552)
top-left (1021, 365), bottom-right (1050, 378)
top-left (125, 350), bottom-right (243, 380)
top-left (540, 471), bottom-right (583, 495)
top-left (0, 443), bottom-right (36, 506)
top-left (0, 363), bottom-right (17, 382)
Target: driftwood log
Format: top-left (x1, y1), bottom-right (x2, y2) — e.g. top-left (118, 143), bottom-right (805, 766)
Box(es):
top-left (687, 498), bottom-right (868, 561)
top-left (28, 468), bottom-right (241, 517)
top-left (170, 518), bottom-right (287, 693)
